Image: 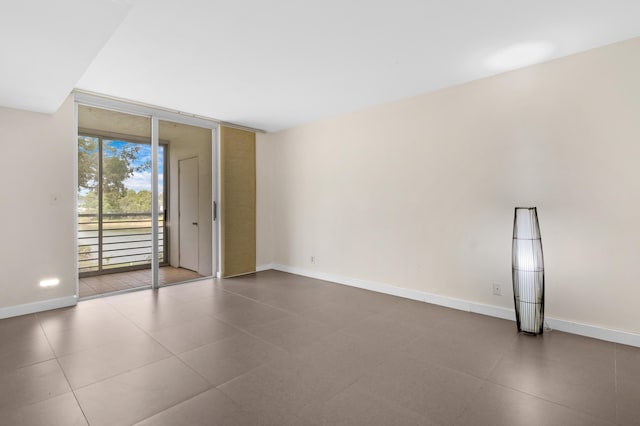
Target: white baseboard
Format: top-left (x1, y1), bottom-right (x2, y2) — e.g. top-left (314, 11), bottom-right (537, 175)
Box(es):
top-left (266, 264), bottom-right (640, 348)
top-left (546, 318), bottom-right (640, 348)
top-left (256, 264), bottom-right (274, 272)
top-left (0, 295), bottom-right (77, 320)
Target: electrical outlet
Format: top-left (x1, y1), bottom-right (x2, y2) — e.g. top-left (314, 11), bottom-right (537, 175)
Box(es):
top-left (310, 256), bottom-right (315, 264)
top-left (492, 283), bottom-right (502, 296)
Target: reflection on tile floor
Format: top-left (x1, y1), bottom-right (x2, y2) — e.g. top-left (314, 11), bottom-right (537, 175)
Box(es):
top-left (79, 267), bottom-right (203, 298)
top-left (0, 270), bottom-right (638, 425)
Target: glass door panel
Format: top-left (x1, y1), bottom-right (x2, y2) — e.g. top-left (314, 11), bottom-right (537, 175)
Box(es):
top-left (78, 102), bottom-right (217, 298)
top-left (101, 139), bottom-right (154, 271)
top-left (77, 136), bottom-right (99, 274)
top-left (77, 106), bottom-right (152, 297)
top-left (157, 120), bottom-right (214, 286)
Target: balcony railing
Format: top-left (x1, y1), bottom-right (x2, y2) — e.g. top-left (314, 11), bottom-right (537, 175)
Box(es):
top-left (78, 213), bottom-right (165, 274)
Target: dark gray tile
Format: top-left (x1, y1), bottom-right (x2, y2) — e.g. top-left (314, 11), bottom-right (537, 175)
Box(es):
top-left (405, 327), bottom-right (506, 379)
top-left (58, 334), bottom-right (172, 389)
top-left (0, 314), bottom-right (43, 342)
top-left (209, 294), bottom-right (289, 329)
top-left (247, 315), bottom-right (335, 352)
top-left (218, 353), bottom-right (347, 420)
top-left (149, 315), bottom-right (239, 354)
top-left (179, 333), bottom-right (287, 386)
top-left (292, 331), bottom-right (398, 390)
top-left (489, 345), bottom-right (616, 422)
top-left (134, 388), bottom-right (279, 426)
top-left (0, 360), bottom-right (71, 414)
top-left (75, 357), bottom-right (210, 426)
top-left (356, 355), bottom-right (484, 425)
top-left (341, 312), bottom-right (423, 349)
top-left (0, 333), bottom-right (55, 374)
top-left (1, 392), bottom-right (88, 426)
top-left (455, 382), bottom-right (616, 426)
top-left (300, 384), bottom-right (433, 426)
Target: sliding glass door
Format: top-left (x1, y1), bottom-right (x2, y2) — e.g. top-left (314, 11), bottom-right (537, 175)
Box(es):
top-left (76, 101), bottom-right (218, 298)
top-left (155, 120), bottom-right (214, 287)
top-left (77, 106), bottom-right (153, 296)
top-left (78, 134), bottom-right (167, 275)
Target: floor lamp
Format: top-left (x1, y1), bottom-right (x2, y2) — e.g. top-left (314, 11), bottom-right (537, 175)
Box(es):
top-left (512, 207), bottom-right (545, 335)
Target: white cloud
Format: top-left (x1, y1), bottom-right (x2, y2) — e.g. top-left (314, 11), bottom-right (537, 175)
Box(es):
top-left (124, 171), bottom-right (164, 192)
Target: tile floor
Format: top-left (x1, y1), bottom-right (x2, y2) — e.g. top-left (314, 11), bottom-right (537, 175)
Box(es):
top-left (0, 270), bottom-right (638, 425)
top-left (79, 267), bottom-right (203, 298)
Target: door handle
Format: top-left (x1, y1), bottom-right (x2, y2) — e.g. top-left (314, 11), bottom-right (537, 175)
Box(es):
top-left (192, 222), bottom-right (198, 226)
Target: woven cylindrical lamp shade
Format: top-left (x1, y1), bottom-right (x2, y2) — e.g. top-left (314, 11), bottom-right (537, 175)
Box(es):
top-left (512, 207), bottom-right (545, 335)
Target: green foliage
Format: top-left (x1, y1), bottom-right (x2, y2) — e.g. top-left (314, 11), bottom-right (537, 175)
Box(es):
top-left (120, 189), bottom-right (152, 213)
top-left (78, 137), bottom-right (152, 213)
top-left (78, 137), bottom-right (98, 190)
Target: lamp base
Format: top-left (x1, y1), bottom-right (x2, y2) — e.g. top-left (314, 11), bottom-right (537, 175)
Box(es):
top-left (519, 330), bottom-right (543, 336)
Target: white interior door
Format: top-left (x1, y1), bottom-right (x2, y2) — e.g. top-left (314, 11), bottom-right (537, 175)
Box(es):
top-left (179, 157), bottom-right (199, 272)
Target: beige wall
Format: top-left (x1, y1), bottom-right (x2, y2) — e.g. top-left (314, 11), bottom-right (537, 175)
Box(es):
top-left (0, 96), bottom-right (76, 312)
top-left (258, 37), bottom-right (640, 335)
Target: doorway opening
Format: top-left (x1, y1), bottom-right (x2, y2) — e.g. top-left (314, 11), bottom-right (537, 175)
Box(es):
top-left (76, 102), bottom-right (217, 298)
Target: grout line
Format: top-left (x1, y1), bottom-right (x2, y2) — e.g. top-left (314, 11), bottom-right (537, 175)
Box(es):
top-left (485, 377), bottom-right (615, 423)
top-left (614, 344), bottom-right (619, 425)
top-left (35, 313), bottom-right (91, 426)
top-left (134, 385), bottom-right (216, 424)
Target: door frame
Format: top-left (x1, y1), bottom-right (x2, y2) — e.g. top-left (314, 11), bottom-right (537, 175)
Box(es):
top-left (74, 91), bottom-right (220, 294)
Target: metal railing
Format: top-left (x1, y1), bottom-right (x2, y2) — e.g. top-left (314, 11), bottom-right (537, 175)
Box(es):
top-left (78, 213), bottom-right (165, 274)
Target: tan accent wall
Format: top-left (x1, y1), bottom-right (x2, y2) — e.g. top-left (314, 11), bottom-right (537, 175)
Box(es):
top-left (220, 126), bottom-right (256, 277)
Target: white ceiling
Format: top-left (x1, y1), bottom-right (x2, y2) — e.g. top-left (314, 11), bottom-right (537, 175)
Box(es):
top-left (3, 1), bottom-right (640, 131)
top-left (0, 0), bottom-right (133, 113)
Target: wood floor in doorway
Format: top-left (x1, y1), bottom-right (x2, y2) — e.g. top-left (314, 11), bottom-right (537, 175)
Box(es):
top-left (79, 267), bottom-right (203, 298)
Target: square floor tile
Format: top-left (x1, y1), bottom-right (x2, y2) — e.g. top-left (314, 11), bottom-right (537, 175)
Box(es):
top-left (0, 314), bottom-right (43, 342)
top-left (0, 333), bottom-right (55, 374)
top-left (218, 353), bottom-right (346, 420)
top-left (298, 302), bottom-right (377, 330)
top-left (179, 333), bottom-right (287, 386)
top-left (488, 347), bottom-right (616, 422)
top-left (356, 355), bottom-right (484, 425)
top-left (75, 357), bottom-right (210, 426)
top-left (247, 315), bottom-right (336, 352)
top-left (135, 388), bottom-right (267, 426)
top-left (2, 392), bottom-right (87, 426)
top-left (292, 331), bottom-right (397, 389)
top-left (0, 360), bottom-right (71, 414)
top-left (37, 303), bottom-right (124, 335)
top-left (455, 382), bottom-right (615, 426)
top-left (405, 328), bottom-right (505, 379)
top-left (149, 316), bottom-right (239, 354)
top-left (58, 333), bottom-right (172, 389)
top-left (341, 312), bottom-right (423, 349)
top-left (45, 316), bottom-right (146, 356)
top-left (616, 343), bottom-right (640, 382)
top-left (300, 384), bottom-right (432, 426)
top-left (124, 301), bottom-right (211, 332)
top-left (209, 295), bottom-right (289, 329)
